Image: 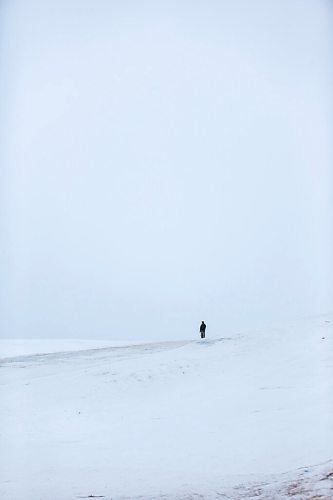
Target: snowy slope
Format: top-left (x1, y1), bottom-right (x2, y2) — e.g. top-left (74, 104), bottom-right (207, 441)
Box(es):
top-left (0, 316), bottom-right (332, 499)
top-left (0, 339), bottom-right (149, 358)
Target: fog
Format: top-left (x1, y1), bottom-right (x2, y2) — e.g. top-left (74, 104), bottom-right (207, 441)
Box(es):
top-left (1, 0), bottom-right (332, 340)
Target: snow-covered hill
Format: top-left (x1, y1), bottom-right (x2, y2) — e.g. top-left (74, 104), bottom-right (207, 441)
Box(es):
top-left (1, 316), bottom-right (332, 499)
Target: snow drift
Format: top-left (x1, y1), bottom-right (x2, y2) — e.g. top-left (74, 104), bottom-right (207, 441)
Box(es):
top-left (1, 316), bottom-right (332, 499)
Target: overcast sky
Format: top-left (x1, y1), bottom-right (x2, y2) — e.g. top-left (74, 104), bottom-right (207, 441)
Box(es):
top-left (1, 0), bottom-right (332, 340)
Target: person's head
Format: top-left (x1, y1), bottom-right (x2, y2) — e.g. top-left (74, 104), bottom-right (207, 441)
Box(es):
top-left (202, 321), bottom-right (205, 323)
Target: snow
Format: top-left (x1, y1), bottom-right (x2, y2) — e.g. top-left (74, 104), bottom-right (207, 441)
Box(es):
top-left (0, 316), bottom-right (332, 499)
top-left (0, 339), bottom-right (148, 358)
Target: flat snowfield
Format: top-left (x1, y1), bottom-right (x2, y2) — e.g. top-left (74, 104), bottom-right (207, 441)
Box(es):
top-left (1, 318), bottom-right (332, 499)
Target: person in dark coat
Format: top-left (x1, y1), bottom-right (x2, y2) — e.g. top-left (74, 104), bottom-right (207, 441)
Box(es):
top-left (200, 321), bottom-right (206, 339)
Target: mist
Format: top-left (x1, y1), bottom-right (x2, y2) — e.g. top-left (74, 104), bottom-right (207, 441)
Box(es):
top-left (1, 0), bottom-right (332, 340)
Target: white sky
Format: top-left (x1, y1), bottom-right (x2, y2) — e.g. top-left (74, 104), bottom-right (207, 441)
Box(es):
top-left (1, 0), bottom-right (332, 340)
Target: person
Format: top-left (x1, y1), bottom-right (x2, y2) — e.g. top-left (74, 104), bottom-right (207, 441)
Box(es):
top-left (200, 321), bottom-right (206, 339)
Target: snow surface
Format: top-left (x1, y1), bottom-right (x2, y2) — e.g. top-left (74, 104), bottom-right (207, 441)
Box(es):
top-left (0, 339), bottom-right (148, 359)
top-left (1, 316), bottom-right (332, 499)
